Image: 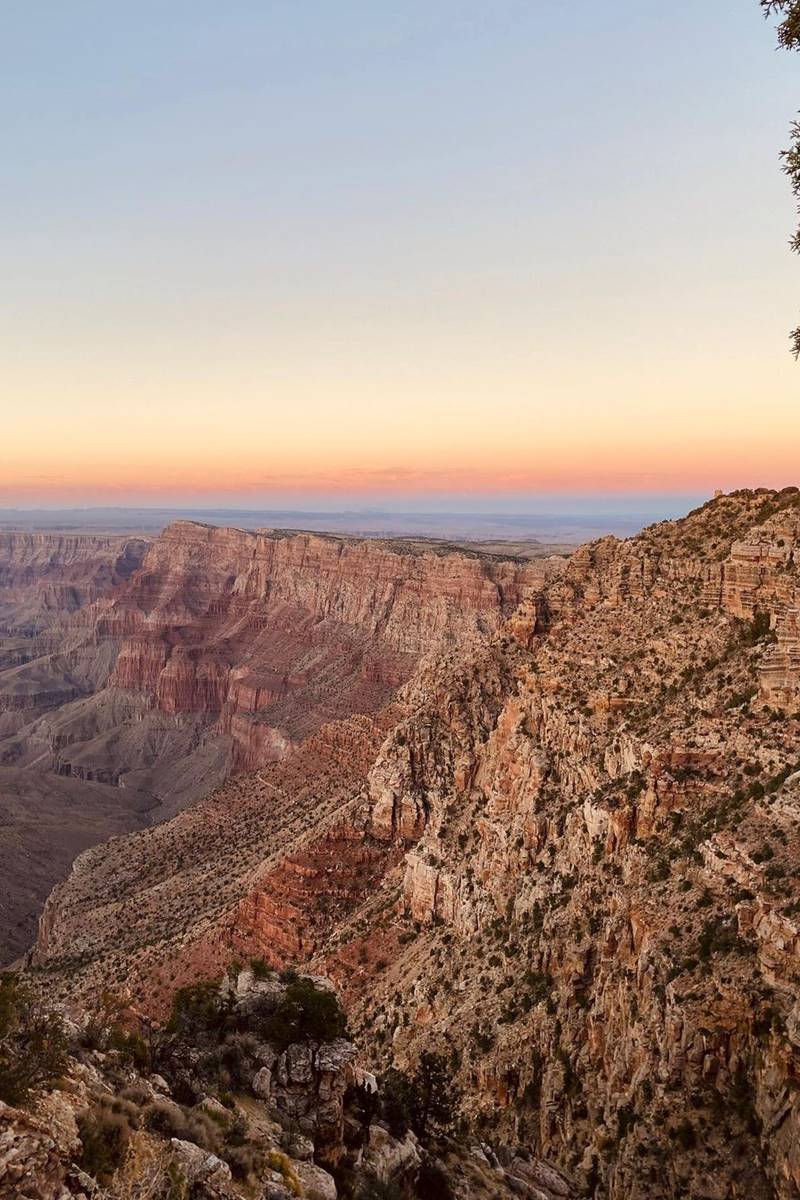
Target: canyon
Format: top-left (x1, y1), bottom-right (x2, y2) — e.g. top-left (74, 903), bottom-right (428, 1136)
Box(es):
top-left (17, 486), bottom-right (800, 1200)
top-left (0, 522), bottom-right (559, 964)
top-left (0, 531), bottom-right (152, 962)
top-left (5, 489), bottom-right (800, 1198)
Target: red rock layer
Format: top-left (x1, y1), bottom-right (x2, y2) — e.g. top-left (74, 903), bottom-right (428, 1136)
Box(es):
top-left (96, 521), bottom-right (557, 769)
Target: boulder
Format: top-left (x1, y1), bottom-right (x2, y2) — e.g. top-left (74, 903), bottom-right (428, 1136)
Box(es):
top-left (294, 1160), bottom-right (338, 1200)
top-left (286, 1133), bottom-right (315, 1162)
top-left (362, 1124), bottom-right (420, 1182)
top-left (278, 1043), bottom-right (314, 1088)
top-left (253, 1067), bottom-right (272, 1100)
top-left (0, 1100), bottom-right (67, 1200)
top-left (197, 1096), bottom-right (231, 1124)
top-left (169, 1138), bottom-right (232, 1187)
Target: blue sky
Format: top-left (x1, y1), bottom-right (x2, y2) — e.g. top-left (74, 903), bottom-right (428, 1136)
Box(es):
top-left (1, 2), bottom-right (798, 515)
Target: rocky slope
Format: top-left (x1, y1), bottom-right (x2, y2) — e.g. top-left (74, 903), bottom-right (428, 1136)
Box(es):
top-left (28, 487), bottom-right (800, 1199)
top-left (0, 966), bottom-right (577, 1200)
top-left (335, 487), bottom-right (800, 1199)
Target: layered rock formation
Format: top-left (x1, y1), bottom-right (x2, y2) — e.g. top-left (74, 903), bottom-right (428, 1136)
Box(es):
top-left (31, 520), bottom-right (556, 793)
top-left (0, 530), bottom-right (147, 717)
top-left (96, 520), bottom-right (557, 769)
top-left (29, 487), bottom-right (800, 1199)
top-left (332, 488), bottom-right (800, 1199)
top-left (0, 522), bottom-right (559, 964)
top-left (0, 530), bottom-right (145, 628)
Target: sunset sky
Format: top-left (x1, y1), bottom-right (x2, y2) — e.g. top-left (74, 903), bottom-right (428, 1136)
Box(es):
top-left (2, 1), bottom-right (798, 513)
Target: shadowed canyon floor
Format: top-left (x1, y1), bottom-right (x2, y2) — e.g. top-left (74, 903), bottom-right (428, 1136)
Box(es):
top-left (24, 487), bottom-right (800, 1200)
top-left (0, 531), bottom-right (152, 960)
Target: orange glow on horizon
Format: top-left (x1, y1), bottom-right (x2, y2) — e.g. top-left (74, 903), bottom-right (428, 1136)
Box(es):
top-left (2, 443), bottom-right (798, 505)
top-left (4, 304), bottom-right (799, 506)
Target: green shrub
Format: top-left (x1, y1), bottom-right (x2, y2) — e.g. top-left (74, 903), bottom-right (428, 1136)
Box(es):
top-left (249, 957), bottom-right (273, 980)
top-left (380, 1068), bottom-right (413, 1137)
top-left (675, 1119), bottom-right (696, 1149)
top-left (698, 916), bottom-right (747, 961)
top-left (381, 1054), bottom-right (459, 1143)
top-left (740, 610), bottom-right (775, 645)
top-left (167, 980), bottom-right (225, 1036)
top-left (416, 1159), bottom-right (454, 1198)
top-left (354, 1177), bottom-right (404, 1200)
top-left (0, 973), bottom-right (68, 1107)
top-left (144, 1099), bottom-right (221, 1151)
top-left (77, 1097), bottom-right (139, 1182)
top-left (252, 979), bottom-right (347, 1048)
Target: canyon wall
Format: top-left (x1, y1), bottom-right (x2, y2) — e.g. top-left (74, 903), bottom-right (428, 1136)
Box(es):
top-left (336, 489), bottom-right (800, 1199)
top-left (96, 520), bottom-right (557, 770)
top-left (0, 530), bottom-right (146, 628)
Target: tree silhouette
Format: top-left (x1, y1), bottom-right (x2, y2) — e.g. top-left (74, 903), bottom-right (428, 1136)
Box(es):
top-left (762, 2), bottom-right (800, 354)
top-left (409, 1051), bottom-right (459, 1140)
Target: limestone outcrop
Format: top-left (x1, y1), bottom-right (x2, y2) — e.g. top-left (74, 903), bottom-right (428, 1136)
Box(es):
top-left (0, 967), bottom-right (571, 1200)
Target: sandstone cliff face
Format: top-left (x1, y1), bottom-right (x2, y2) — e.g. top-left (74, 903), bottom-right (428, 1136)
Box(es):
top-left (0, 531), bottom-right (146, 629)
top-left (30, 490), bottom-right (800, 1199)
top-left (331, 488), bottom-right (800, 1200)
top-left (29, 522), bottom-right (557, 786)
top-left (2, 520), bottom-right (553, 779)
top-left (0, 531), bottom-right (148, 710)
top-left (98, 521), bottom-right (558, 769)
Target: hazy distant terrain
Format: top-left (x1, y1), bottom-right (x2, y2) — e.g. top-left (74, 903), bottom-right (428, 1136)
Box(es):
top-left (0, 506), bottom-right (657, 545)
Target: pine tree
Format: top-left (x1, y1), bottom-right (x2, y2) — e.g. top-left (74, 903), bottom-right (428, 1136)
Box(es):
top-left (761, 2), bottom-right (800, 354)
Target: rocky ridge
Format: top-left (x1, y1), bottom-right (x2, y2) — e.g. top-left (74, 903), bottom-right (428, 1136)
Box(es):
top-left (335, 488), bottom-right (800, 1199)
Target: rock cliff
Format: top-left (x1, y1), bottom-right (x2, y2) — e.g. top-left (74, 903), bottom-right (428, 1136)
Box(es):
top-left (98, 520), bottom-right (558, 767)
top-left (0, 965), bottom-right (576, 1200)
top-left (334, 488), bottom-right (800, 1199)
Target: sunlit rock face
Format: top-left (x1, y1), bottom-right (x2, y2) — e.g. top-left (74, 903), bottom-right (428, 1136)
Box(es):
top-left (101, 519), bottom-right (559, 765)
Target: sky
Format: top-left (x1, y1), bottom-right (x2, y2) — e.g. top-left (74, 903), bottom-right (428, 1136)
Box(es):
top-left (1, 0), bottom-right (798, 515)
